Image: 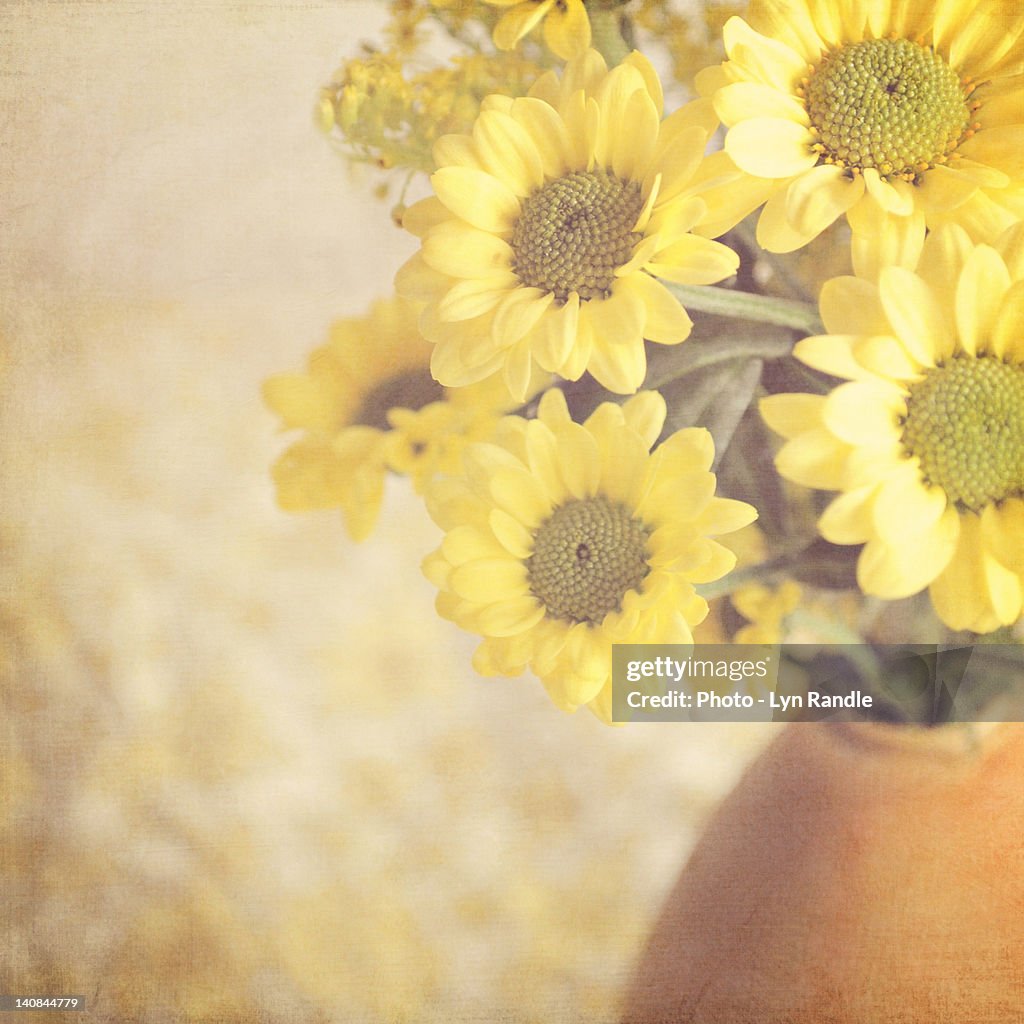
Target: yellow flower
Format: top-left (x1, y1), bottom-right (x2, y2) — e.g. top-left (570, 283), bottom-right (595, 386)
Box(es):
top-left (732, 579), bottom-right (802, 643)
top-left (422, 388), bottom-right (757, 720)
top-left (263, 296), bottom-right (522, 541)
top-left (694, 0), bottom-right (1024, 269)
top-left (384, 371), bottom-right (538, 491)
top-left (484, 0), bottom-right (591, 60)
top-left (761, 223), bottom-right (1024, 633)
top-left (396, 50), bottom-right (738, 401)
top-left (319, 50), bottom-right (545, 177)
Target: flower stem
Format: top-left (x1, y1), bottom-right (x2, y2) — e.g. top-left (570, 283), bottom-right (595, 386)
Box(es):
top-left (588, 7), bottom-right (631, 66)
top-left (696, 541), bottom-right (814, 599)
top-left (668, 283), bottom-right (824, 335)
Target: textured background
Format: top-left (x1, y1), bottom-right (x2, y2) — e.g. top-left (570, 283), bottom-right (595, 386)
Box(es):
top-left (1, 3), bottom-right (776, 1021)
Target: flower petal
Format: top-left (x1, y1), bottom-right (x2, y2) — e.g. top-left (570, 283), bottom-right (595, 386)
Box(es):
top-left (917, 163), bottom-right (979, 213)
top-left (422, 223), bottom-right (514, 278)
top-left (605, 75), bottom-right (659, 181)
top-left (586, 335), bottom-right (648, 394)
top-left (438, 274), bottom-right (519, 322)
top-left (553, 422), bottom-right (602, 499)
top-left (822, 380), bottom-right (904, 446)
top-left (493, 0), bottom-right (552, 51)
top-left (775, 428), bottom-right (850, 489)
top-left (532, 292), bottom-right (581, 372)
top-left (955, 244), bottom-right (1011, 357)
top-left (929, 513), bottom-right (1017, 632)
top-left (489, 507), bottom-right (536, 559)
top-left (430, 166), bottom-right (520, 233)
top-left (402, 196), bottom-right (452, 237)
top-left (645, 124), bottom-right (710, 205)
top-left (755, 186), bottom-right (822, 253)
top-left (542, 0), bottom-right (590, 59)
top-left (848, 201), bottom-right (925, 280)
top-left (722, 17), bottom-right (810, 92)
top-left (725, 118), bottom-right (817, 178)
top-left (852, 334), bottom-right (925, 379)
top-left (818, 486), bottom-right (877, 544)
top-left (878, 266), bottom-right (952, 365)
top-left (591, 279), bottom-right (646, 348)
top-left (819, 275), bottom-right (887, 335)
top-left (509, 96), bottom-right (571, 179)
top-left (871, 461), bottom-right (949, 546)
top-left (492, 287), bottom-right (554, 347)
top-left (472, 108), bottom-right (546, 195)
top-left (981, 499), bottom-right (1024, 575)
top-left (450, 557), bottom-right (529, 602)
top-left (857, 505), bottom-right (959, 599)
top-left (645, 235), bottom-right (740, 286)
top-left (490, 466), bottom-right (553, 525)
top-left (714, 81), bottom-right (810, 125)
top-left (861, 169), bottom-right (915, 216)
top-left (990, 279), bottom-right (1024, 360)
top-left (620, 272), bottom-right (693, 345)
top-left (395, 252), bottom-right (450, 302)
top-left (784, 164), bottom-right (864, 238)
top-left (760, 393), bottom-right (827, 439)
top-left (795, 334), bottom-right (878, 382)
top-left (476, 597), bottom-right (546, 637)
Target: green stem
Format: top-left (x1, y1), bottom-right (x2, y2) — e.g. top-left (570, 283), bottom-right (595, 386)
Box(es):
top-left (696, 540), bottom-right (814, 600)
top-left (588, 7), bottom-right (631, 66)
top-left (668, 283), bottom-right (824, 335)
top-left (732, 220), bottom-right (816, 304)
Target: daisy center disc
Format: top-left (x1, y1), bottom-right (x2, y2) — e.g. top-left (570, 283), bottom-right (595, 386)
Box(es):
top-left (901, 355), bottom-right (1024, 512)
top-left (527, 494), bottom-right (651, 624)
top-left (803, 37), bottom-right (971, 180)
top-left (511, 169), bottom-right (645, 303)
top-left (353, 367), bottom-right (443, 431)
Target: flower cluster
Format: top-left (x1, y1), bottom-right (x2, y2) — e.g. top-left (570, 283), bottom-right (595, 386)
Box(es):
top-left (266, 0), bottom-right (1024, 722)
top-left (318, 50), bottom-right (546, 177)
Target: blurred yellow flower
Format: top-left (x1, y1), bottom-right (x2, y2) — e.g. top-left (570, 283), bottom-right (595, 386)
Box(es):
top-left (732, 579), bottom-right (802, 643)
top-left (422, 388), bottom-right (757, 720)
top-left (694, 0), bottom-right (1024, 271)
top-left (318, 51), bottom-right (544, 176)
top-left (761, 223), bottom-right (1024, 632)
top-left (263, 296), bottom-right (523, 541)
top-left (485, 0), bottom-right (591, 59)
top-left (396, 50), bottom-right (737, 400)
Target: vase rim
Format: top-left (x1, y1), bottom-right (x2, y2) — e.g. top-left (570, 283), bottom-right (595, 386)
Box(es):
top-left (826, 718), bottom-right (1017, 761)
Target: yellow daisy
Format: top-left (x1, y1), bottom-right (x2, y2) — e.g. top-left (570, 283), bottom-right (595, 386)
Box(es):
top-left (760, 223), bottom-right (1024, 633)
top-left (421, 388), bottom-right (757, 720)
top-left (396, 50), bottom-right (738, 401)
top-left (263, 296), bottom-right (522, 541)
top-left (484, 0), bottom-right (591, 60)
top-left (694, 0), bottom-right (1024, 267)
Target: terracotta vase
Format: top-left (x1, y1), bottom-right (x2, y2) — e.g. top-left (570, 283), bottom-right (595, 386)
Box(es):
top-left (621, 721), bottom-right (1024, 1023)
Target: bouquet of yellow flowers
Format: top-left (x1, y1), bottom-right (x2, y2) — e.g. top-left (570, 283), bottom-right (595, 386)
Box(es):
top-left (266, 0), bottom-right (1024, 723)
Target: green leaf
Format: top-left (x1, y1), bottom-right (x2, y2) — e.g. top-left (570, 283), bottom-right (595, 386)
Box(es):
top-left (657, 356), bottom-right (763, 469)
top-left (788, 537), bottom-right (860, 590)
top-left (643, 321), bottom-right (794, 390)
top-left (715, 406), bottom-right (794, 538)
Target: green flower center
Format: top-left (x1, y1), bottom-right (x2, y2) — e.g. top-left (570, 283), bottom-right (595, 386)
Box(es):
top-left (353, 367), bottom-right (443, 431)
top-left (527, 494), bottom-right (651, 624)
top-left (803, 38), bottom-right (971, 180)
top-left (511, 169), bottom-right (645, 303)
top-left (901, 355), bottom-right (1024, 512)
